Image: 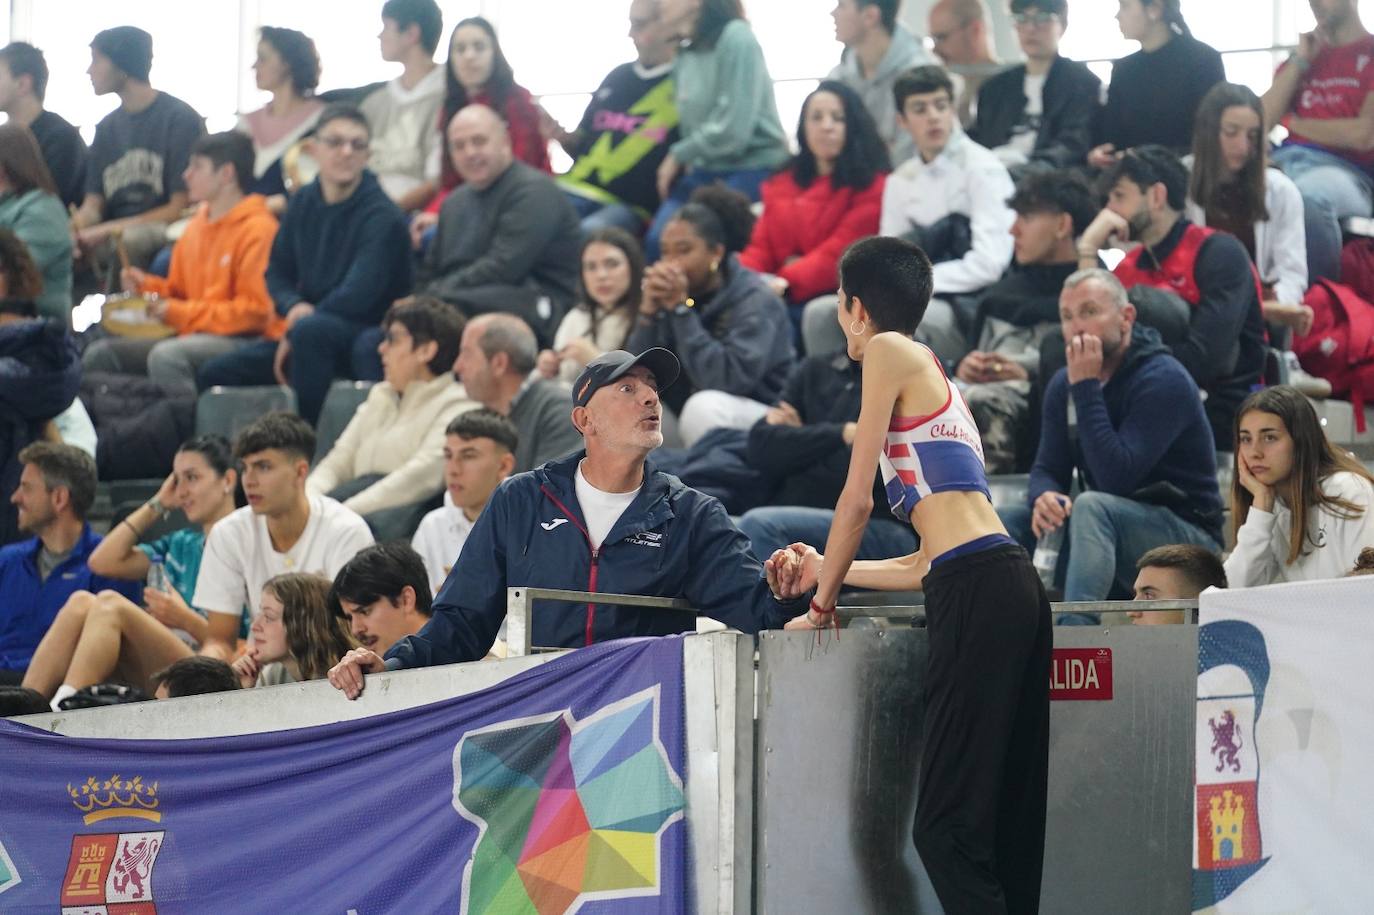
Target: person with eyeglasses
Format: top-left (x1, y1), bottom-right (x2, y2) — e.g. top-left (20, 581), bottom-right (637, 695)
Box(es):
top-left (970, 0), bottom-right (1100, 176)
top-left (197, 105), bottom-right (413, 425)
top-left (925, 0), bottom-right (1001, 128)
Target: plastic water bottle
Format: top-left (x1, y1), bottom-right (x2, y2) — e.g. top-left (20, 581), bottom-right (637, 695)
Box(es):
top-left (146, 557), bottom-right (170, 595)
top-left (1032, 498), bottom-right (1068, 590)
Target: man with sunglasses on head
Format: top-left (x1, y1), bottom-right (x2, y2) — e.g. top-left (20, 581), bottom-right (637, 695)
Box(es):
top-left (197, 104), bottom-right (412, 425)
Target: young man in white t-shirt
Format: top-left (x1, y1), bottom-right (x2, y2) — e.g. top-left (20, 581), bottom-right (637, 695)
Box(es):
top-left (194, 412), bottom-right (373, 661)
top-left (411, 409), bottom-right (517, 593)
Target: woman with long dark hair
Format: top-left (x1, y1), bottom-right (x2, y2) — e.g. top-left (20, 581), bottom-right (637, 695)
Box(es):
top-left (236, 26), bottom-right (324, 206)
top-left (767, 235), bottom-right (1051, 913)
top-left (1227, 385), bottom-right (1374, 586)
top-left (23, 435), bottom-right (241, 706)
top-left (1185, 82), bottom-right (1310, 335)
top-left (0, 123), bottom-right (70, 320)
top-left (740, 80), bottom-right (889, 308)
top-left (1088, 0), bottom-right (1224, 168)
top-left (644, 0), bottom-right (789, 259)
top-left (538, 227), bottom-right (644, 383)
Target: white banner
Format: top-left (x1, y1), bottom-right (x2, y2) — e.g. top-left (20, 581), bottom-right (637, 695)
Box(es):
top-left (1194, 576), bottom-right (1374, 914)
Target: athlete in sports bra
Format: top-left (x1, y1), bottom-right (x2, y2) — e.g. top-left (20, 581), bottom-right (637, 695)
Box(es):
top-left (765, 236), bottom-right (1052, 914)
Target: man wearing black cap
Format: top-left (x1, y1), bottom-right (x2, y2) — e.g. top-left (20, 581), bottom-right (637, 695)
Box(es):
top-left (72, 26), bottom-right (204, 268)
top-left (328, 347), bottom-right (809, 696)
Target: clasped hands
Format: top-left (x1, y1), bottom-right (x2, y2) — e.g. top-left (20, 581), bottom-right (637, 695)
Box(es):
top-left (763, 543), bottom-right (835, 630)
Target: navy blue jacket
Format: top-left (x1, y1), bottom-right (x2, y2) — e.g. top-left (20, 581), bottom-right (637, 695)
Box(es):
top-left (0, 525), bottom-right (141, 671)
top-left (266, 169), bottom-right (412, 325)
top-left (385, 450), bottom-right (807, 668)
top-left (1029, 325), bottom-right (1223, 542)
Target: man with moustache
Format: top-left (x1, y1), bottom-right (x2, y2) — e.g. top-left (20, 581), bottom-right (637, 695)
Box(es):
top-left (998, 268), bottom-right (1223, 619)
top-left (1078, 145), bottom-right (1266, 450)
top-left (328, 348), bottom-right (808, 697)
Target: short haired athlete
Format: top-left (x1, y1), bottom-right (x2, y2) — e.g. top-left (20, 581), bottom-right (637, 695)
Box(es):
top-left (766, 235), bottom-right (1052, 914)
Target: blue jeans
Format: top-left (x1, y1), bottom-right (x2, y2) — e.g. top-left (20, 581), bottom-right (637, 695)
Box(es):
top-left (565, 192), bottom-right (645, 236)
top-left (736, 505), bottom-right (918, 563)
top-left (197, 312), bottom-right (379, 424)
top-left (644, 167), bottom-right (773, 261)
top-left (1272, 144), bottom-right (1374, 284)
top-left (999, 492), bottom-right (1220, 624)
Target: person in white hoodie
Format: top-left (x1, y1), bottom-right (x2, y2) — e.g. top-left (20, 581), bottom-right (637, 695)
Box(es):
top-left (307, 298), bottom-right (474, 540)
top-left (1226, 385), bottom-right (1374, 587)
top-left (827, 0), bottom-right (932, 167)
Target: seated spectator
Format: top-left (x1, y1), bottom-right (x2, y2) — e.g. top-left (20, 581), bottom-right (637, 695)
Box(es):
top-left (629, 185), bottom-right (793, 446)
top-left (970, 0), bottom-right (1100, 174)
top-left (237, 27), bottom-right (324, 207)
top-left (0, 42), bottom-right (87, 208)
top-left (880, 65), bottom-right (1015, 365)
top-left (361, 0), bottom-right (445, 212)
top-left (1262, 0), bottom-right (1373, 285)
top-left (328, 348), bottom-right (809, 695)
top-left (645, 0), bottom-right (789, 259)
top-left (72, 27), bottom-right (206, 269)
top-left (307, 298), bottom-right (474, 540)
top-left (554, 0), bottom-right (679, 233)
top-left (1078, 145), bottom-right (1266, 449)
top-left (0, 443), bottom-right (140, 683)
top-left (1226, 385), bottom-right (1374, 587)
top-left (537, 228), bottom-right (642, 384)
top-left (736, 349), bottom-right (918, 564)
top-left (1088, 0), bottom-right (1223, 168)
top-left (231, 573), bottom-right (352, 687)
top-left (330, 542), bottom-right (434, 655)
top-left (1187, 82), bottom-right (1311, 339)
top-left (926, 0), bottom-right (1001, 127)
top-left (828, 0), bottom-right (932, 166)
top-left (1129, 543), bottom-right (1226, 625)
top-left (411, 409), bottom-right (517, 594)
top-left (197, 104), bottom-right (413, 425)
top-left (958, 169), bottom-right (1097, 473)
top-left (0, 684), bottom-right (48, 715)
top-left (82, 131), bottom-right (278, 395)
top-left (0, 272), bottom-right (87, 516)
top-left (0, 123), bottom-right (71, 321)
top-left (22, 436), bottom-right (238, 708)
top-left (434, 17), bottom-right (550, 204)
top-left (411, 105), bottom-right (578, 346)
top-left (740, 80), bottom-right (889, 313)
top-left (149, 655), bottom-right (239, 699)
top-left (453, 314), bottom-right (582, 472)
top-left (193, 413), bottom-right (374, 662)
top-left (1000, 269), bottom-right (1223, 620)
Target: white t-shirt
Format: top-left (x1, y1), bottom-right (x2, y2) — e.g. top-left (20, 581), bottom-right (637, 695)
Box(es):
top-left (1007, 73), bottom-right (1046, 158)
top-left (411, 492), bottom-right (477, 595)
top-left (574, 462), bottom-right (640, 550)
top-left (193, 495), bottom-right (375, 630)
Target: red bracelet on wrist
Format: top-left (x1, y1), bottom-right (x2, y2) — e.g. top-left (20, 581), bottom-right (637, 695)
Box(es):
top-left (809, 599), bottom-right (834, 617)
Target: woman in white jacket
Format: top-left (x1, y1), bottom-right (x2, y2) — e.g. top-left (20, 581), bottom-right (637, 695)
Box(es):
top-left (307, 298), bottom-right (475, 539)
top-left (1226, 386), bottom-right (1374, 587)
top-left (1184, 83), bottom-right (1310, 336)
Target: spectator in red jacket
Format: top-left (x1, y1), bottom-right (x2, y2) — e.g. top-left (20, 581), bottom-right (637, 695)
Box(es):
top-left (740, 80), bottom-right (889, 321)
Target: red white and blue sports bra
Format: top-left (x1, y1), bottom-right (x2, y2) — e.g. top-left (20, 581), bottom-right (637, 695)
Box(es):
top-left (879, 346), bottom-right (991, 522)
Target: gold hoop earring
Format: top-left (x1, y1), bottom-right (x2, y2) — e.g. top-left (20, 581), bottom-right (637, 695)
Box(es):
top-left (850, 319), bottom-right (866, 336)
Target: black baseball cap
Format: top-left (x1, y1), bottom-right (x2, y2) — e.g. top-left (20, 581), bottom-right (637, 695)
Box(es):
top-left (572, 348), bottom-right (680, 408)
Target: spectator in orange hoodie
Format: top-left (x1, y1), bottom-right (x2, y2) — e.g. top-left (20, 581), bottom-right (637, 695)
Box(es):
top-left (82, 130), bottom-right (281, 395)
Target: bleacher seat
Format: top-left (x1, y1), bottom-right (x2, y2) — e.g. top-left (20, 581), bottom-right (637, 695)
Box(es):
top-left (313, 380), bottom-right (375, 463)
top-left (110, 502), bottom-right (189, 544)
top-left (195, 386), bottom-right (298, 440)
top-left (1309, 398), bottom-right (1374, 446)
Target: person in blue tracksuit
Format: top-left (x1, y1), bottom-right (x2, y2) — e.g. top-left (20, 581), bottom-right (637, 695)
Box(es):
top-left (328, 346), bottom-right (807, 696)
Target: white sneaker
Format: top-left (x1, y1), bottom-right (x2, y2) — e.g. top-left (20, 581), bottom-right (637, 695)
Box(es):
top-left (1284, 351), bottom-right (1333, 398)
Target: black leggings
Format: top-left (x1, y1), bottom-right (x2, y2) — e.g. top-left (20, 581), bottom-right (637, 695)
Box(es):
top-left (913, 544), bottom-right (1052, 914)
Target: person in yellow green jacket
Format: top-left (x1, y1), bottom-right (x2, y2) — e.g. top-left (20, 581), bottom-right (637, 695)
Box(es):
top-left (82, 130), bottom-right (281, 395)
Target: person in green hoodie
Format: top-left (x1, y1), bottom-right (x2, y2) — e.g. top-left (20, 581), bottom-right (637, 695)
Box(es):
top-left (645, 0), bottom-right (788, 260)
top-left (0, 122), bottom-right (71, 322)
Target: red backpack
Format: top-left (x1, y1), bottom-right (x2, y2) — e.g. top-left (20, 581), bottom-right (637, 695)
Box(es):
top-left (1294, 279), bottom-right (1374, 432)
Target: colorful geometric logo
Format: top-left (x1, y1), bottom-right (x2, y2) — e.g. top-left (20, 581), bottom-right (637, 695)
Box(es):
top-left (452, 686), bottom-right (685, 914)
top-left (0, 837), bottom-right (19, 897)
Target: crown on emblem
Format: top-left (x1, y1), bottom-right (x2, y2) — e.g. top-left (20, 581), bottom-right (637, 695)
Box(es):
top-left (67, 775), bottom-right (161, 825)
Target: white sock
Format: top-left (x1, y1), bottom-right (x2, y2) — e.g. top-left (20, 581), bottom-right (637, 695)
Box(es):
top-left (51, 684), bottom-right (77, 711)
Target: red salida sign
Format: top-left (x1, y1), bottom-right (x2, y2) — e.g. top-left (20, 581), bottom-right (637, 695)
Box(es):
top-left (1049, 648), bottom-right (1113, 700)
